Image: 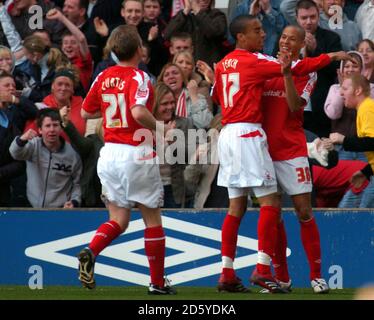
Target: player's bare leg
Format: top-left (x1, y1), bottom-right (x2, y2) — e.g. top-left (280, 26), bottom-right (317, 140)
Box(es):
top-left (250, 193), bottom-right (288, 293)
top-left (78, 202), bottom-right (129, 289)
top-left (138, 204), bottom-right (176, 295)
top-left (218, 195), bottom-right (250, 293)
top-left (293, 193), bottom-right (329, 293)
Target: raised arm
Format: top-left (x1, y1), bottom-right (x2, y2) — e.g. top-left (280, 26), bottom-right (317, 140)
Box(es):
top-left (281, 56), bottom-right (305, 112)
top-left (9, 130), bottom-right (38, 161)
top-left (0, 3), bottom-right (24, 61)
top-left (46, 8), bottom-right (90, 57)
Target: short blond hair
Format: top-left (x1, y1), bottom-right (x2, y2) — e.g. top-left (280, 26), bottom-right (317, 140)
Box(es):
top-left (172, 50), bottom-right (195, 65)
top-left (348, 73), bottom-right (371, 97)
top-left (0, 46), bottom-right (12, 58)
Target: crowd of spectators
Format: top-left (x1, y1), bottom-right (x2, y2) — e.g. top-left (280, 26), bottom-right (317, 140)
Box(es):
top-left (1, 0), bottom-right (374, 209)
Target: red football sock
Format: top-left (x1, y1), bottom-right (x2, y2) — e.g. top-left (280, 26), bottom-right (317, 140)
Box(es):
top-left (89, 220), bottom-right (122, 257)
top-left (273, 220), bottom-right (290, 282)
top-left (257, 206), bottom-right (280, 275)
top-left (300, 217), bottom-right (321, 280)
top-left (145, 226), bottom-right (165, 287)
top-left (221, 214), bottom-right (241, 280)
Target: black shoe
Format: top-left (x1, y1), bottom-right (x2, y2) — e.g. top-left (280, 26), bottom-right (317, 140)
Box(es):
top-left (78, 247), bottom-right (96, 289)
top-left (148, 277), bottom-right (177, 295)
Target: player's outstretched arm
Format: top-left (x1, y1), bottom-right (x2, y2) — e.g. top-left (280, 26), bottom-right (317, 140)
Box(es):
top-left (291, 51), bottom-right (355, 76)
top-left (327, 51), bottom-right (356, 63)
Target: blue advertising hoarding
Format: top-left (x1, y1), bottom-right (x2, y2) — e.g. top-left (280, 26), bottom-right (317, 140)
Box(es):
top-left (0, 209), bottom-right (373, 288)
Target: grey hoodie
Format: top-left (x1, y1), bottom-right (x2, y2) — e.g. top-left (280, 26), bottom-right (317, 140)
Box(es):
top-left (9, 136), bottom-right (82, 208)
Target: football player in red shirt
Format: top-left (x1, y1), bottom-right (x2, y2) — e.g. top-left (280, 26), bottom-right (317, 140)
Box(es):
top-left (261, 25), bottom-right (329, 293)
top-left (213, 15), bottom-right (352, 293)
top-left (213, 15), bottom-right (293, 294)
top-left (78, 25), bottom-right (175, 295)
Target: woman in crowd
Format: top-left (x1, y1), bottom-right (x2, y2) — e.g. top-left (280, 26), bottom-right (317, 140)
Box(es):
top-left (357, 39), bottom-right (374, 83)
top-left (0, 45), bottom-right (33, 94)
top-left (21, 35), bottom-right (71, 103)
top-left (324, 51), bottom-right (374, 160)
top-left (0, 46), bottom-right (14, 74)
top-left (173, 50), bottom-right (212, 111)
top-left (153, 83), bottom-right (196, 208)
top-left (157, 63), bottom-right (213, 129)
top-left (324, 51), bottom-right (374, 207)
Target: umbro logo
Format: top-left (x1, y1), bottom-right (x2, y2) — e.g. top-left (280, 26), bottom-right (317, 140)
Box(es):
top-left (52, 163), bottom-right (72, 172)
top-left (25, 216), bottom-right (291, 285)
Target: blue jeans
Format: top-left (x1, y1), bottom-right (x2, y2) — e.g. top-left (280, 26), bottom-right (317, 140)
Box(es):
top-left (335, 145), bottom-right (374, 208)
top-left (338, 177), bottom-right (374, 208)
top-left (335, 145), bottom-right (368, 162)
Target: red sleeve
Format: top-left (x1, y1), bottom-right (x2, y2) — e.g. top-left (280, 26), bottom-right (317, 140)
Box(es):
top-left (253, 53), bottom-right (283, 80)
top-left (292, 54), bottom-right (331, 76)
top-left (82, 72), bottom-right (101, 114)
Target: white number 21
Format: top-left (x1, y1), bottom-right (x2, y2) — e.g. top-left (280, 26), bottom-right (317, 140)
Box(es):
top-left (103, 93), bottom-right (128, 128)
top-left (221, 73), bottom-right (239, 108)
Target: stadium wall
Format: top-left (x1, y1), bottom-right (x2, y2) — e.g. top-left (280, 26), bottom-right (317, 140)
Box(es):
top-left (1, 209), bottom-right (373, 288)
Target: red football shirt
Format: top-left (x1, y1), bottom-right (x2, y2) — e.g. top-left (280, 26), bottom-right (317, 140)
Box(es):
top-left (262, 68), bottom-right (317, 161)
top-left (82, 65), bottom-right (153, 146)
top-left (72, 51), bottom-right (93, 93)
top-left (212, 50), bottom-right (330, 126)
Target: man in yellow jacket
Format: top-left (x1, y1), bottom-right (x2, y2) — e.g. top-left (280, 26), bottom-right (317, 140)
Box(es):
top-left (330, 74), bottom-right (374, 188)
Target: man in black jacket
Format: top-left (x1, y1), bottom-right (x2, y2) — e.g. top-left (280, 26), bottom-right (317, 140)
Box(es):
top-left (295, 0), bottom-right (343, 138)
top-left (0, 71), bottom-right (37, 206)
top-left (0, 113), bottom-right (25, 206)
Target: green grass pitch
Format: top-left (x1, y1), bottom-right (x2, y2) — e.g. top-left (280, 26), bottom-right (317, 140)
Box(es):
top-left (0, 286), bottom-right (355, 300)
